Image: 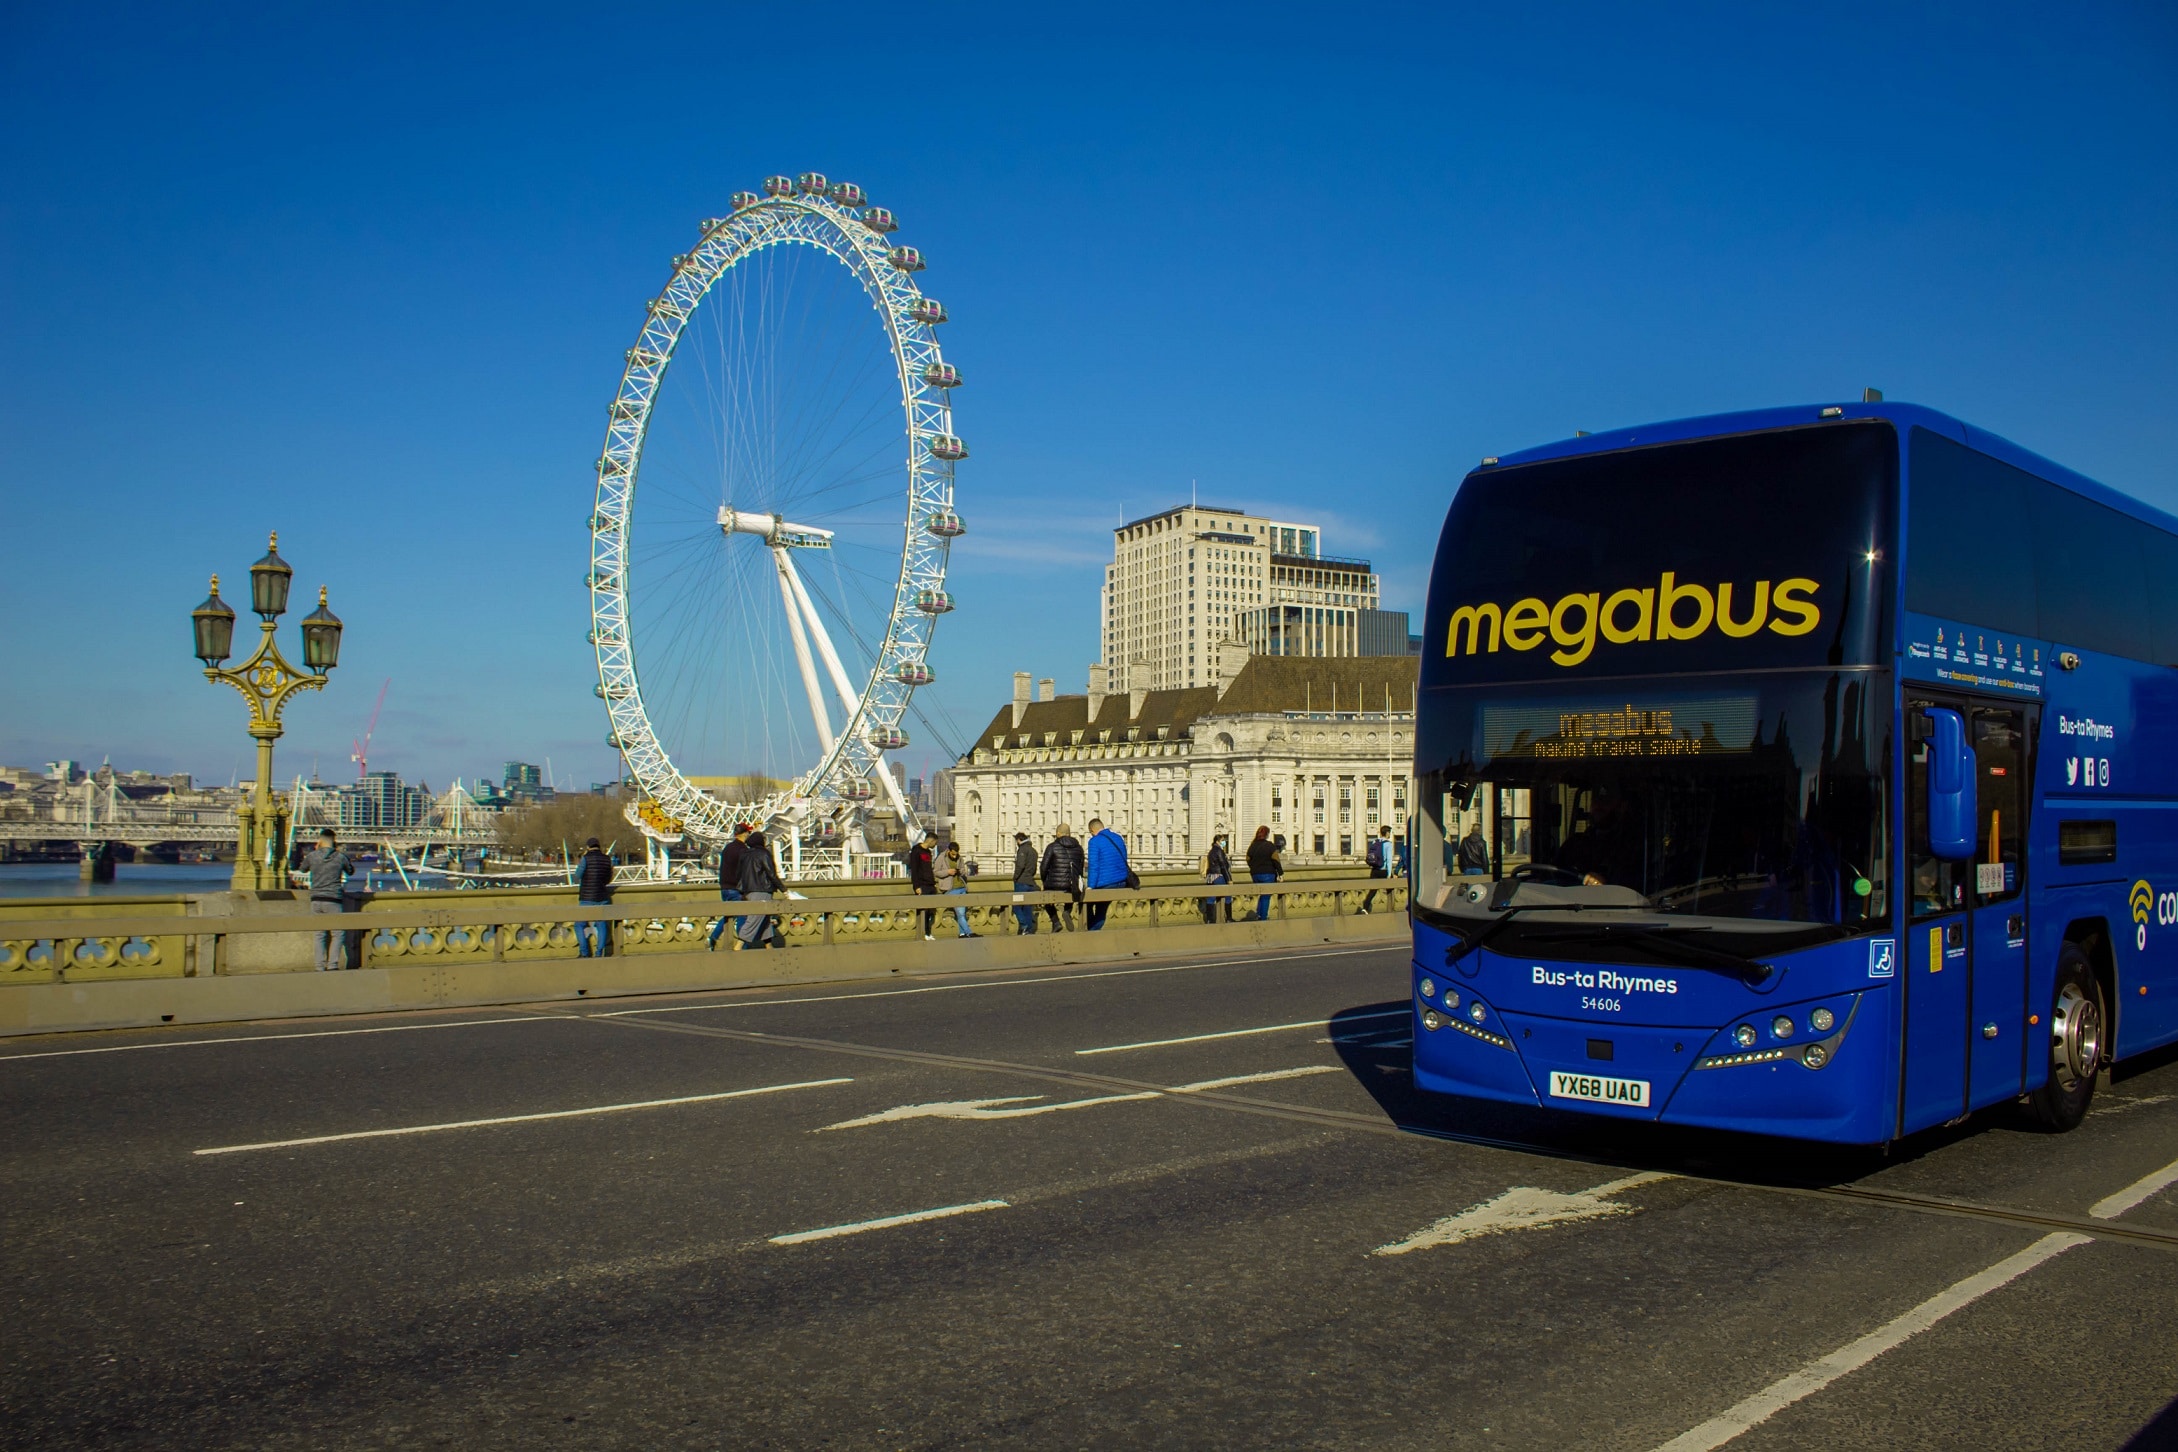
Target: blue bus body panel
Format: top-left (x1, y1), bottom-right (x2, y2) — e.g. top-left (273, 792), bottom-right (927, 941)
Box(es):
top-left (1417, 400), bottom-right (2178, 1144)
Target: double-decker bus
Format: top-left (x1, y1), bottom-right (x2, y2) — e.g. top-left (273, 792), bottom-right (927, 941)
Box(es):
top-left (1411, 401), bottom-right (2178, 1144)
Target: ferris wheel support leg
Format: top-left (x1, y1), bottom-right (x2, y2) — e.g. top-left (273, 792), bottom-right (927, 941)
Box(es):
top-left (779, 554), bottom-right (916, 825)
top-left (774, 548), bottom-right (835, 750)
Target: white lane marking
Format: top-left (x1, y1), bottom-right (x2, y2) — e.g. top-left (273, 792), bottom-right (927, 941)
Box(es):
top-left (1075, 1009), bottom-right (1406, 1055)
top-left (1171, 1065), bottom-right (1342, 1093)
top-left (819, 1065), bottom-right (1344, 1131)
top-left (1318, 1034), bottom-right (1412, 1047)
top-left (595, 944), bottom-right (1394, 1019)
top-left (193, 1077), bottom-right (853, 1156)
top-left (2088, 1153), bottom-right (2178, 1220)
top-left (1372, 1172), bottom-right (1671, 1256)
top-left (769, 1199), bottom-right (1008, 1245)
top-left (0, 1016), bottom-right (558, 1062)
top-left (1649, 1231), bottom-right (2089, 1452)
top-left (821, 1093), bottom-right (1161, 1129)
top-left (2091, 1093), bottom-right (2174, 1117)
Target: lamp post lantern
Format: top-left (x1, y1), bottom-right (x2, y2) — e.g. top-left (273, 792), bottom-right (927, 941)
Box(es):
top-left (192, 533), bottom-right (343, 890)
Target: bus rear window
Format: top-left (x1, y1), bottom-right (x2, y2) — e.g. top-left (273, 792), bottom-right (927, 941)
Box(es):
top-left (2057, 820), bottom-right (2117, 865)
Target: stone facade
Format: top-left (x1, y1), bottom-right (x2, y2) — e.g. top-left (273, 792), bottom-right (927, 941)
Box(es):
top-left (952, 650), bottom-right (1418, 873)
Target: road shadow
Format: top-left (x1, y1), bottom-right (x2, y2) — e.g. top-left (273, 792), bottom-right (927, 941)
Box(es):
top-left (1321, 1001), bottom-right (2046, 1192)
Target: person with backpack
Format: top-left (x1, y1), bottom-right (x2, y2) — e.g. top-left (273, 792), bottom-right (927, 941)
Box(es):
top-left (1039, 823), bottom-right (1085, 932)
top-left (908, 830), bottom-right (940, 940)
top-left (735, 829), bottom-right (787, 948)
top-left (1011, 831), bottom-right (1039, 934)
top-left (1362, 824), bottom-right (1393, 913)
top-left (575, 836), bottom-right (614, 958)
top-left (1246, 826), bottom-right (1281, 921)
top-left (707, 822), bottom-right (752, 951)
top-left (936, 839), bottom-right (980, 938)
top-left (1201, 832), bottom-right (1232, 923)
top-left (1083, 817), bottom-right (1132, 931)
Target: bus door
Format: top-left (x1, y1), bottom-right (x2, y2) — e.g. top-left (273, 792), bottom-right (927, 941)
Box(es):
top-left (1902, 697), bottom-right (2034, 1132)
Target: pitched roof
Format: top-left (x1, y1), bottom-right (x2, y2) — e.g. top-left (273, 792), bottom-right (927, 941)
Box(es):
top-left (967, 655), bottom-right (1420, 754)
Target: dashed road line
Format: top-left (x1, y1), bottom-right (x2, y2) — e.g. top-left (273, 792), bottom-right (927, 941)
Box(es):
top-left (192, 1077), bottom-right (854, 1156)
top-left (1650, 1153), bottom-right (2178, 1450)
top-left (1075, 1010), bottom-right (1406, 1055)
top-left (769, 1199), bottom-right (1009, 1245)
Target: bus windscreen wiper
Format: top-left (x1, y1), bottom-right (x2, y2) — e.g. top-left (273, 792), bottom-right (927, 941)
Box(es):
top-left (1518, 922), bottom-right (1776, 987)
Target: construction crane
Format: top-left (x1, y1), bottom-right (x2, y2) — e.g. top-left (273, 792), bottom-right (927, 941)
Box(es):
top-left (351, 678), bottom-right (390, 779)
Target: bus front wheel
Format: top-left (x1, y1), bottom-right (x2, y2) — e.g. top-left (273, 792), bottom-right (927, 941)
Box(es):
top-left (2027, 944), bottom-right (2105, 1132)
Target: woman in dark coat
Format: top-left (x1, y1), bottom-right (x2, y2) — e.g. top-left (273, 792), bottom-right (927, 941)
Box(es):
top-left (1245, 826), bottom-right (1281, 921)
top-left (1039, 824), bottom-right (1085, 932)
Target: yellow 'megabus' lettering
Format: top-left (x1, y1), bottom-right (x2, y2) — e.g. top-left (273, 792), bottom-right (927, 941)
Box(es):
top-left (1768, 577), bottom-right (1820, 635)
top-left (1446, 602), bottom-right (1501, 656)
top-left (1549, 592), bottom-right (1600, 666)
top-left (1441, 574), bottom-right (1824, 665)
top-left (1503, 597), bottom-right (1549, 651)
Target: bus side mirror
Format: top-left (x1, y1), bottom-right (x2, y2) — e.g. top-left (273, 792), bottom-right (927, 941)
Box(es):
top-left (1926, 707), bottom-right (1975, 860)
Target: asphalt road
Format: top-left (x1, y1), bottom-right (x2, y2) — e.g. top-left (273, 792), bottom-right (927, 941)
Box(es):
top-left (4, 941), bottom-right (2177, 1451)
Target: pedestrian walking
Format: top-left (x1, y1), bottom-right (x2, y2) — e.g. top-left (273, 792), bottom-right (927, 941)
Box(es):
top-left (575, 836), bottom-right (614, 958)
top-left (1083, 817), bottom-right (1132, 931)
top-left (736, 829), bottom-right (787, 948)
top-left (1201, 832), bottom-right (1232, 923)
top-left (1246, 825), bottom-right (1281, 921)
top-left (707, 822), bottom-right (752, 951)
top-left (1459, 821), bottom-right (1491, 875)
top-left (301, 828), bottom-right (356, 970)
top-left (1039, 823), bottom-right (1085, 931)
top-left (909, 830), bottom-right (940, 940)
top-left (1361, 824), bottom-right (1393, 913)
top-left (1010, 831), bottom-right (1039, 934)
top-left (937, 839), bottom-right (980, 938)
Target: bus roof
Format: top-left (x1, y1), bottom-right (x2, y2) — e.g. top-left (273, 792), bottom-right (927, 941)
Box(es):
top-left (1480, 401), bottom-right (2178, 540)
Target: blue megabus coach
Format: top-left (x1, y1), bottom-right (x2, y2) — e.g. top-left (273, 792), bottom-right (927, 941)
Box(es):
top-left (1410, 400), bottom-right (2178, 1145)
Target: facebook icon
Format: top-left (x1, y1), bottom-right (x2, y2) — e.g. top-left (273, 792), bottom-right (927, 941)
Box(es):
top-left (1868, 939), bottom-right (1897, 980)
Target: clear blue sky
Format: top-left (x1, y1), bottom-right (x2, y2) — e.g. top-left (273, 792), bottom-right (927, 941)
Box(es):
top-left (3, 4), bottom-right (2173, 793)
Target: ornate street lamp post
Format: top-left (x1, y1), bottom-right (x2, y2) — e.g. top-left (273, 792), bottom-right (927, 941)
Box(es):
top-left (191, 533), bottom-right (343, 890)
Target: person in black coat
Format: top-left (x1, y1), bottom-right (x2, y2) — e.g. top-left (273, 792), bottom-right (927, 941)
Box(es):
top-left (1039, 824), bottom-right (1085, 932)
top-left (708, 823), bottom-right (753, 950)
top-left (1011, 832), bottom-right (1039, 935)
top-left (907, 832), bottom-right (939, 939)
top-left (1202, 832), bottom-right (1233, 923)
top-left (1245, 826), bottom-right (1282, 922)
top-left (575, 836), bottom-right (614, 958)
top-left (736, 829), bottom-right (786, 948)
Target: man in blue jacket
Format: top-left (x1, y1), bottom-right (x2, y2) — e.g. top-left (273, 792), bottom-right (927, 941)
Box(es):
top-left (1083, 817), bottom-right (1130, 931)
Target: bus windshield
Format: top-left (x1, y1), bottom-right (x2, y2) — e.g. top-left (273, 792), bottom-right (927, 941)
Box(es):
top-left (1415, 671), bottom-right (1890, 938)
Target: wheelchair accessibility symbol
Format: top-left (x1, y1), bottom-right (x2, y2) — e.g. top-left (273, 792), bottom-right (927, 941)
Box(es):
top-left (1868, 939), bottom-right (1896, 979)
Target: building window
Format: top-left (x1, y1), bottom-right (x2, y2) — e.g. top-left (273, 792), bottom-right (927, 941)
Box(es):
top-left (1339, 834), bottom-right (1352, 857)
top-left (1313, 834), bottom-right (1326, 855)
top-left (1338, 784), bottom-right (1352, 825)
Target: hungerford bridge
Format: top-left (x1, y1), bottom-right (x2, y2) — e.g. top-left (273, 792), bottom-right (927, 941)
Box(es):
top-left (3, 779), bottom-right (498, 862)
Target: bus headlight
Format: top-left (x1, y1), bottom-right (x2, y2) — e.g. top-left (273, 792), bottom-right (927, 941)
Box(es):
top-left (1418, 977), bottom-right (1437, 1000)
top-left (1771, 1015), bottom-right (1795, 1040)
top-left (1468, 1001), bottom-right (1487, 1025)
top-left (1809, 1007), bottom-right (1836, 1033)
top-left (1734, 1023), bottom-right (1758, 1048)
top-left (1422, 1009), bottom-right (1444, 1031)
top-left (1802, 1043), bottom-right (1830, 1069)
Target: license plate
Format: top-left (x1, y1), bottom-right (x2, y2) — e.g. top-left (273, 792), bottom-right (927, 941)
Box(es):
top-left (1548, 1070), bottom-right (1650, 1107)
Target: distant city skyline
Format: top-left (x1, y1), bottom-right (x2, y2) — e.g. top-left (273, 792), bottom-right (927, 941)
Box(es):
top-left (3, 6), bottom-right (2173, 787)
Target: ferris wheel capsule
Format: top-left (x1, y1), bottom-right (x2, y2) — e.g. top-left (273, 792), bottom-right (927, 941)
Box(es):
top-left (922, 362), bottom-right (961, 389)
top-left (915, 588), bottom-right (955, 614)
top-left (730, 191), bottom-right (760, 211)
top-left (909, 297), bottom-right (947, 325)
top-left (838, 778), bottom-right (876, 802)
top-left (861, 206), bottom-right (898, 233)
top-left (924, 509), bottom-right (966, 537)
top-left (895, 661), bottom-right (935, 686)
top-left (763, 175), bottom-right (795, 197)
top-left (867, 726), bottom-right (909, 750)
top-left (887, 246), bottom-right (925, 273)
top-left (828, 181), bottom-right (866, 207)
top-left (927, 435), bottom-right (968, 462)
top-left (796, 172), bottom-right (829, 195)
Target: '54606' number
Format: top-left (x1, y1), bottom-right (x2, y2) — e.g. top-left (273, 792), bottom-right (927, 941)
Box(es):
top-left (1582, 996), bottom-right (1623, 1014)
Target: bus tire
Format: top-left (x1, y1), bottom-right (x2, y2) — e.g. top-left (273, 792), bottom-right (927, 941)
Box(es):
top-left (2026, 944), bottom-right (2105, 1132)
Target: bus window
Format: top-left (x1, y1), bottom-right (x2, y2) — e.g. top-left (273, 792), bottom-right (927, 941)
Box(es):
top-left (1908, 725), bottom-right (1967, 918)
top-left (1970, 708), bottom-right (2025, 904)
